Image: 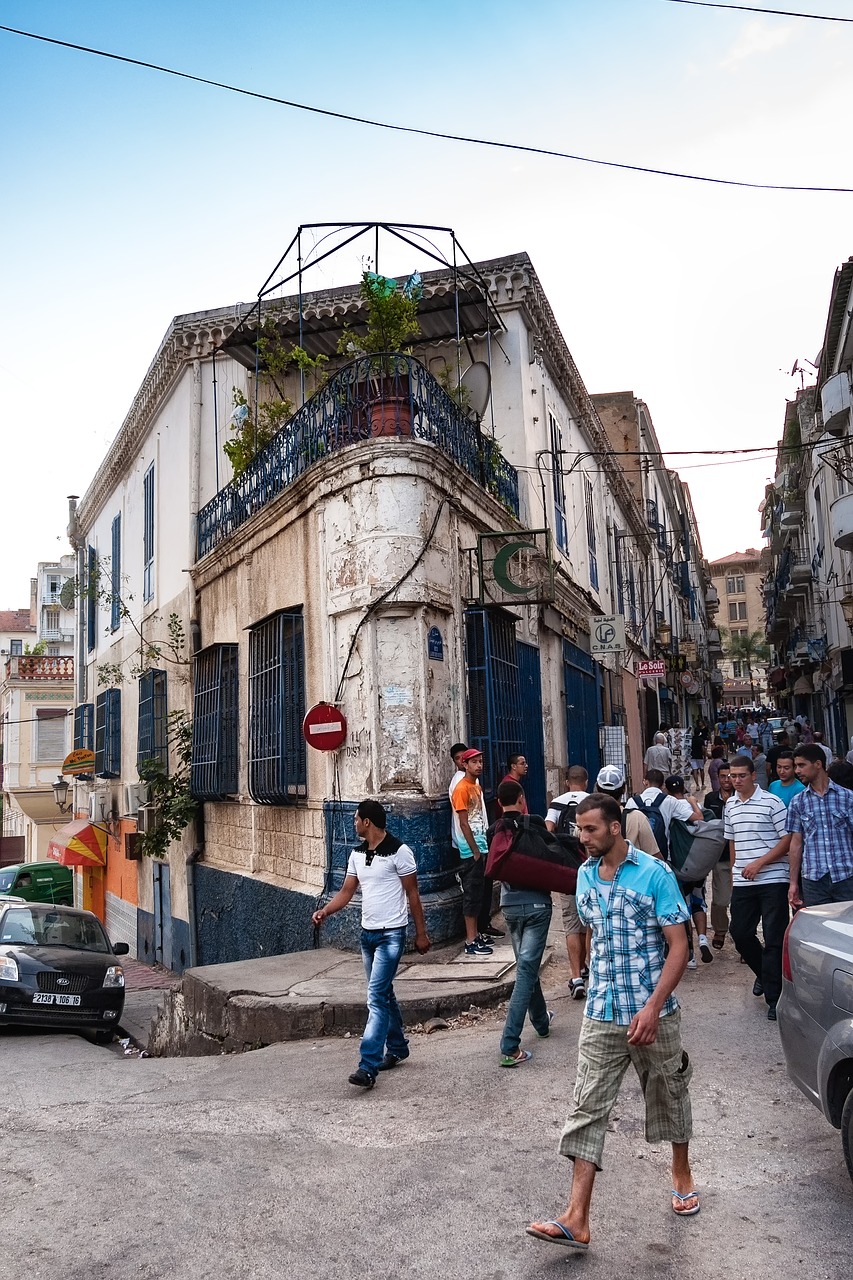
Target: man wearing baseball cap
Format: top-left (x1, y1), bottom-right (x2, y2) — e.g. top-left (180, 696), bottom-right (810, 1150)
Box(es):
top-left (594, 765), bottom-right (661, 859)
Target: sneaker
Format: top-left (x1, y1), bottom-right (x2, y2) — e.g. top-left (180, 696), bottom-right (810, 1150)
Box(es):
top-left (376, 1051), bottom-right (409, 1072)
top-left (767, 1003), bottom-right (777, 1022)
top-left (537, 1010), bottom-right (556, 1038)
top-left (464, 939), bottom-right (493, 957)
top-left (687, 957), bottom-right (697, 970)
top-left (481, 925), bottom-right (505, 938)
top-left (698, 936), bottom-right (713, 964)
top-left (753, 978), bottom-right (764, 997)
top-left (348, 1068), bottom-right (375, 1089)
top-left (569, 978), bottom-right (586, 1000)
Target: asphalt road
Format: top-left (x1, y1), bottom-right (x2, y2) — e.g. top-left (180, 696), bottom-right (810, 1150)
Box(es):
top-left (3, 943), bottom-right (852, 1280)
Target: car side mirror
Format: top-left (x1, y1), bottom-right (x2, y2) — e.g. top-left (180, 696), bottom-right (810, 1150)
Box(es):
top-left (112, 942), bottom-right (130, 956)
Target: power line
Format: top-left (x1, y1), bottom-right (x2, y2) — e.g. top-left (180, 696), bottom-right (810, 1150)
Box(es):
top-left (1, 23), bottom-right (852, 194)
top-left (664, 1), bottom-right (853, 21)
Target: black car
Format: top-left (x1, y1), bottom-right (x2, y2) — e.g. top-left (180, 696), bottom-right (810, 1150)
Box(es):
top-left (0, 902), bottom-right (129, 1042)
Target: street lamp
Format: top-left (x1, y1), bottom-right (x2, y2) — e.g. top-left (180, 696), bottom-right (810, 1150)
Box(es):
top-left (656, 620), bottom-right (672, 649)
top-left (840, 594), bottom-right (853, 630)
top-left (52, 775), bottom-right (72, 814)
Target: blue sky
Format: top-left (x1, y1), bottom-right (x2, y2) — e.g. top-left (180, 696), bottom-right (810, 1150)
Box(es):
top-left (2, 1), bottom-right (852, 603)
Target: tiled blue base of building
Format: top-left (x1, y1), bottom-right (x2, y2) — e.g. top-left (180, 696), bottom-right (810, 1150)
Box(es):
top-left (193, 863), bottom-right (317, 966)
top-left (322, 797), bottom-right (463, 947)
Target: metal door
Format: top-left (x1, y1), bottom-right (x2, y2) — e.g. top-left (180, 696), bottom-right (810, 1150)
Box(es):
top-left (465, 608), bottom-right (523, 797)
top-left (516, 641), bottom-right (547, 817)
top-left (152, 860), bottom-right (172, 970)
top-left (563, 640), bottom-right (603, 780)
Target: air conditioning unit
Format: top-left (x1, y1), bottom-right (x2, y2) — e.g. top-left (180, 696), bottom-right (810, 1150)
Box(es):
top-left (123, 782), bottom-right (150, 817)
top-left (136, 805), bottom-right (162, 836)
top-left (88, 788), bottom-right (108, 823)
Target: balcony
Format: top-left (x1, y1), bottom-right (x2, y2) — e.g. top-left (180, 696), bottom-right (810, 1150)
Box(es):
top-left (646, 498), bottom-right (659, 528)
top-left (831, 491), bottom-right (853, 551)
top-left (821, 371), bottom-right (852, 437)
top-left (4, 655), bottom-right (73, 681)
top-left (197, 355), bottom-right (520, 560)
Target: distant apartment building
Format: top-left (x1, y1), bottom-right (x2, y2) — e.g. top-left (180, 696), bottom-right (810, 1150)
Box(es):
top-left (709, 549), bottom-right (768, 706)
top-left (31, 556), bottom-right (76, 656)
top-left (1, 653), bottom-right (73, 860)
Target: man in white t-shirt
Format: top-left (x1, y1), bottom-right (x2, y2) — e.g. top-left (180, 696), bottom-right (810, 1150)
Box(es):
top-left (313, 799), bottom-right (430, 1088)
top-left (638, 769), bottom-right (703, 837)
top-left (545, 766), bottom-right (590, 1000)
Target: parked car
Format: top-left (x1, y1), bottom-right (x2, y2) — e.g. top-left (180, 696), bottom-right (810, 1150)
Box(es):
top-left (0, 902), bottom-right (129, 1042)
top-left (767, 716), bottom-right (786, 743)
top-left (777, 902), bottom-right (853, 1182)
top-left (0, 861), bottom-right (73, 905)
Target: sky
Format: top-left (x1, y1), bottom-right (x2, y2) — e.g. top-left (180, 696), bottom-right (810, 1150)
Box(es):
top-left (2, 0), bottom-right (852, 606)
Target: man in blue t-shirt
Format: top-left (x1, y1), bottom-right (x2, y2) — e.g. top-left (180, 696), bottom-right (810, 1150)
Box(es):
top-left (768, 752), bottom-right (805, 809)
top-left (527, 794), bottom-right (696, 1254)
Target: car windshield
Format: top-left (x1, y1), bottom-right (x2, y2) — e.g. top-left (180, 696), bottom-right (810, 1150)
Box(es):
top-left (0, 908), bottom-right (111, 952)
top-left (0, 870), bottom-right (15, 893)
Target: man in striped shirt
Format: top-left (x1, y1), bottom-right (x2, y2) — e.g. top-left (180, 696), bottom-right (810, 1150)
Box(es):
top-left (788, 744), bottom-right (853, 907)
top-left (724, 755), bottom-right (790, 1021)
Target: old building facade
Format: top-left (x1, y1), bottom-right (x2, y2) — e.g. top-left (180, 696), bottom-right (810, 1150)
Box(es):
top-left (709, 549), bottom-right (768, 707)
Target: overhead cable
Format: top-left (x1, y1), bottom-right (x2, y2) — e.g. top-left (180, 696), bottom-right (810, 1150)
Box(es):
top-left (1, 23), bottom-right (852, 193)
top-left (664, 1), bottom-right (853, 21)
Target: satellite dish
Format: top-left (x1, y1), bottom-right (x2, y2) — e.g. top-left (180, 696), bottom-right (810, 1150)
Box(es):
top-left (59, 578), bottom-right (76, 610)
top-left (460, 362), bottom-right (491, 422)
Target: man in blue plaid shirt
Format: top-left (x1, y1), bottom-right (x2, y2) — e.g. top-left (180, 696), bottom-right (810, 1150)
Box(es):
top-left (788, 743), bottom-right (853, 907)
top-left (528, 794), bottom-right (696, 1255)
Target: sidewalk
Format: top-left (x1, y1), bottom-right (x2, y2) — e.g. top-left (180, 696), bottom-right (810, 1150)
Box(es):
top-left (118, 957), bottom-right (180, 1053)
top-left (143, 935), bottom-right (550, 1057)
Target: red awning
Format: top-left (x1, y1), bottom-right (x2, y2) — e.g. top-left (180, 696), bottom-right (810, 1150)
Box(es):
top-left (46, 820), bottom-right (108, 868)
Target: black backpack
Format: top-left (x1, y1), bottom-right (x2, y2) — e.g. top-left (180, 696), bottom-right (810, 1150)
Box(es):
top-left (550, 797), bottom-right (582, 837)
top-left (629, 793), bottom-right (669, 859)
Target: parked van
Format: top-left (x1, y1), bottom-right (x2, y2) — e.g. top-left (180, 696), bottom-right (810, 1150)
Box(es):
top-left (0, 862), bottom-right (73, 905)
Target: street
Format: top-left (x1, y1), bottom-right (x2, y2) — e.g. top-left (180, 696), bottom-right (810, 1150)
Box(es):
top-left (3, 943), bottom-right (852, 1280)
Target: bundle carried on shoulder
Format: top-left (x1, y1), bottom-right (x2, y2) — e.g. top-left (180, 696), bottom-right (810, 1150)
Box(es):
top-left (668, 812), bottom-right (726, 884)
top-left (486, 812), bottom-right (583, 895)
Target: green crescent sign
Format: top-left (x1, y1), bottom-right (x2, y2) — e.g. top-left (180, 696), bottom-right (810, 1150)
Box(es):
top-left (492, 540), bottom-right (540, 595)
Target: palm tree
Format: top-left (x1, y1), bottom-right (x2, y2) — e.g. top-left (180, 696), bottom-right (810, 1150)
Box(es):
top-left (723, 628), bottom-right (770, 704)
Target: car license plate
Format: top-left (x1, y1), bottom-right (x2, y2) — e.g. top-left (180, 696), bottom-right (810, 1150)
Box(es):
top-left (56, 994), bottom-right (81, 1006)
top-left (32, 993), bottom-right (81, 1006)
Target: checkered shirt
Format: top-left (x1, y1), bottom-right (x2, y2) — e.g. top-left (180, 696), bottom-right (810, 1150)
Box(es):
top-left (576, 843), bottom-right (690, 1025)
top-left (786, 779), bottom-right (853, 882)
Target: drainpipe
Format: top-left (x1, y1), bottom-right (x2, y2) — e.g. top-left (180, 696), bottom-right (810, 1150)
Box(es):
top-left (185, 360), bottom-right (204, 971)
top-left (67, 495), bottom-right (85, 706)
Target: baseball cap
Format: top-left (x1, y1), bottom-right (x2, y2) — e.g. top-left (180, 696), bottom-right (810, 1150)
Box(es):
top-left (460, 748), bottom-right (483, 762)
top-left (665, 774), bottom-right (686, 792)
top-left (596, 764), bottom-right (625, 790)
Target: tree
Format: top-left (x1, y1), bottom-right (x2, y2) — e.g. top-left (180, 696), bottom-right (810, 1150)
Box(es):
top-left (723, 629), bottom-right (770, 704)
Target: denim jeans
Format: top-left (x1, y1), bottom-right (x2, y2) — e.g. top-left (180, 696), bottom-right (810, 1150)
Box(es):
top-left (500, 901), bottom-right (553, 1056)
top-left (359, 926), bottom-right (409, 1077)
top-left (729, 883), bottom-right (790, 1006)
top-left (802, 872), bottom-right (853, 907)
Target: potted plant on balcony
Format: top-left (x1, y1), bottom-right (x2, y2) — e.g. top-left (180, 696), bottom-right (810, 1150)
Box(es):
top-left (337, 271), bottom-right (422, 438)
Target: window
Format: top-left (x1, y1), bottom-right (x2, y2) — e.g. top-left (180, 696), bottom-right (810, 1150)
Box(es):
top-left (732, 661), bottom-right (744, 678)
top-left (584, 476), bottom-right (598, 591)
top-left (137, 669), bottom-right (167, 769)
top-left (110, 514), bottom-right (122, 631)
top-left (143, 463), bottom-right (155, 603)
top-left (549, 412), bottom-right (567, 552)
top-left (728, 601), bottom-right (747, 622)
top-left (248, 611), bottom-right (306, 803)
top-left (191, 645), bottom-right (239, 800)
top-left (465, 609), bottom-right (523, 791)
top-left (42, 606), bottom-right (60, 639)
top-left (36, 709), bottom-right (67, 762)
top-left (730, 627), bottom-right (747, 640)
top-left (10, 639), bottom-right (22, 656)
top-left (74, 703), bottom-right (94, 750)
top-left (726, 574), bottom-right (745, 594)
top-left (95, 689), bottom-right (121, 778)
top-left (87, 546), bottom-right (98, 653)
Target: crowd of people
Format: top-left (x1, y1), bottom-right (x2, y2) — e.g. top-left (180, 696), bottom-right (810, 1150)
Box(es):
top-left (313, 708), bottom-right (853, 1253)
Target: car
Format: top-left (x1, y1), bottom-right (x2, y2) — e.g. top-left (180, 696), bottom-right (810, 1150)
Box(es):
top-left (777, 901), bottom-right (853, 1183)
top-left (0, 902), bottom-right (129, 1043)
top-left (767, 715), bottom-right (786, 742)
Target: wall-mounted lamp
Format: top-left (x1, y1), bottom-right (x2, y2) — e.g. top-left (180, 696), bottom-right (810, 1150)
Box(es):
top-left (52, 775), bottom-right (72, 814)
top-left (841, 594), bottom-right (853, 630)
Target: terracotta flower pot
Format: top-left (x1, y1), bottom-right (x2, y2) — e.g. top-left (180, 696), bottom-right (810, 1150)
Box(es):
top-left (369, 396), bottom-right (412, 438)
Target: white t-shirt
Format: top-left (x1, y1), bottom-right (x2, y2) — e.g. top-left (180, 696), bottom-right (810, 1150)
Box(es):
top-left (723, 789), bottom-right (789, 885)
top-left (448, 769), bottom-right (464, 849)
top-left (545, 790), bottom-right (590, 829)
top-left (345, 840), bottom-right (418, 929)
top-left (637, 787), bottom-right (694, 836)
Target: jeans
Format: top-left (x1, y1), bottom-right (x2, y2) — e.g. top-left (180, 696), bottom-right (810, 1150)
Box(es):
top-left (802, 872), bottom-right (853, 907)
top-left (729, 883), bottom-right (790, 1006)
top-left (359, 926), bottom-right (408, 1077)
top-left (500, 901), bottom-right (553, 1056)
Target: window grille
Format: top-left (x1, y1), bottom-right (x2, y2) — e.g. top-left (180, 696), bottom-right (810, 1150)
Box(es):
top-left (191, 645), bottom-right (239, 800)
top-left (464, 608), bottom-right (523, 793)
top-left (248, 612), bottom-right (306, 804)
top-left (95, 689), bottom-right (121, 778)
top-left (137, 669), bottom-right (168, 769)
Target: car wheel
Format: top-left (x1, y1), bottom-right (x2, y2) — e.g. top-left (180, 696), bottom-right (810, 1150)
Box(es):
top-left (842, 1086), bottom-right (853, 1185)
top-left (92, 1029), bottom-right (115, 1046)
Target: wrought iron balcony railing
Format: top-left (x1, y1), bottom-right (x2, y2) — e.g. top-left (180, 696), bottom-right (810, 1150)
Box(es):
top-left (197, 355), bottom-right (520, 559)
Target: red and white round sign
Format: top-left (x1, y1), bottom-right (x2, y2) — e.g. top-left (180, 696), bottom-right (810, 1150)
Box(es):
top-left (302, 702), bottom-right (348, 752)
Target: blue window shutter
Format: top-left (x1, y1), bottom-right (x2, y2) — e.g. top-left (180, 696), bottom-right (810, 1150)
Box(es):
top-left (87, 547), bottom-right (98, 652)
top-left (143, 464), bottom-right (155, 602)
top-left (138, 669), bottom-right (167, 769)
top-left (110, 514), bottom-right (121, 631)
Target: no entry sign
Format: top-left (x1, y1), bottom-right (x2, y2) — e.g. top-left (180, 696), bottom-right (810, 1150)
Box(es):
top-left (302, 702), bottom-right (348, 752)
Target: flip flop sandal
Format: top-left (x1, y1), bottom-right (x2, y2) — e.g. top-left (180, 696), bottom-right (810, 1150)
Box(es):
top-left (711, 936), bottom-right (725, 950)
top-left (526, 1222), bottom-right (589, 1251)
top-left (671, 1190), bottom-right (700, 1216)
top-left (500, 1049), bottom-right (533, 1067)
